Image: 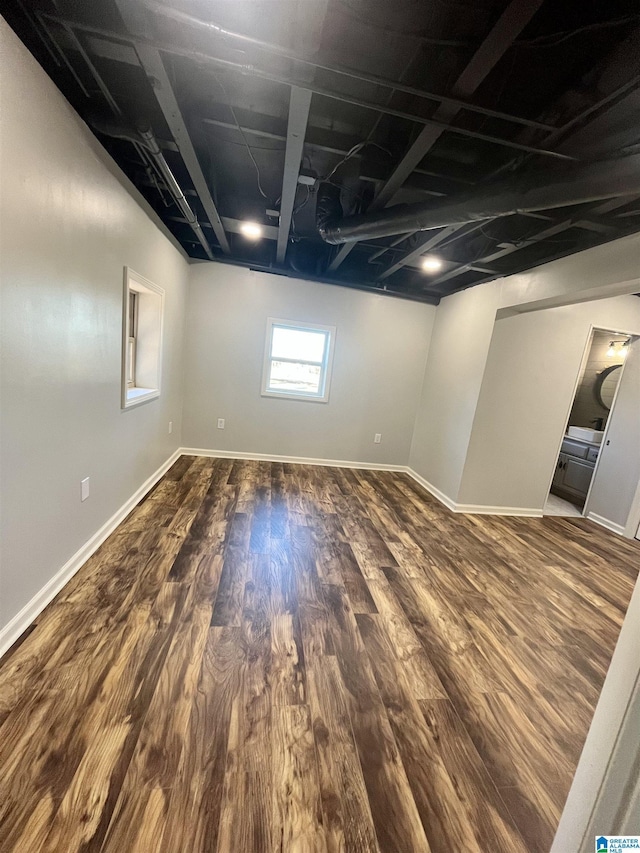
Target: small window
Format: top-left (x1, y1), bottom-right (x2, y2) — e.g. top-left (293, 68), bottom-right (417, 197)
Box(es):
top-left (122, 268), bottom-right (164, 409)
top-left (261, 318), bottom-right (336, 403)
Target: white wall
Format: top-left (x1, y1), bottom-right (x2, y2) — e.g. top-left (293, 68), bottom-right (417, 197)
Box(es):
top-left (0, 19), bottom-right (190, 635)
top-left (409, 283), bottom-right (500, 501)
top-left (456, 297), bottom-right (640, 510)
top-left (182, 264), bottom-right (435, 465)
top-left (498, 231), bottom-right (640, 312)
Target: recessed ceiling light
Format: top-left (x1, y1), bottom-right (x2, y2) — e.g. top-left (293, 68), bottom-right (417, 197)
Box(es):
top-left (239, 221), bottom-right (263, 240)
top-left (421, 256), bottom-right (443, 272)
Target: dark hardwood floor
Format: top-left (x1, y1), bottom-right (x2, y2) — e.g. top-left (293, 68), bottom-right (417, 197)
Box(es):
top-left (0, 456), bottom-right (638, 852)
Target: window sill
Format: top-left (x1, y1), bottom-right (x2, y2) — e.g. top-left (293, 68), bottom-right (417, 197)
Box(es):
top-left (261, 388), bottom-right (330, 403)
top-left (123, 387), bottom-right (159, 409)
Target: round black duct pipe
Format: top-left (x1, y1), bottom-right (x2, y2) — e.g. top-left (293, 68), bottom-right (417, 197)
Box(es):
top-left (317, 153), bottom-right (640, 245)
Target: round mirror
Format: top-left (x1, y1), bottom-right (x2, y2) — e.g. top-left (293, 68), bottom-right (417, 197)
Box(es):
top-left (595, 364), bottom-right (622, 411)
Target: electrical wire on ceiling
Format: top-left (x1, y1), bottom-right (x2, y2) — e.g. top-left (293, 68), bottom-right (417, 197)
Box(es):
top-left (336, 0), bottom-right (476, 45)
top-left (515, 14), bottom-right (640, 47)
top-left (338, 3), bottom-right (639, 50)
top-left (477, 222), bottom-right (503, 243)
top-left (202, 131), bottom-right (286, 152)
top-left (209, 69), bottom-right (270, 201)
top-left (321, 141), bottom-right (392, 183)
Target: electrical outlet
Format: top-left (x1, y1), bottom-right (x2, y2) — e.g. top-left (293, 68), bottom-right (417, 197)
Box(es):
top-left (168, 421), bottom-right (173, 434)
top-left (217, 418), bottom-right (225, 429)
top-left (81, 477), bottom-right (90, 501)
top-left (374, 433), bottom-right (382, 444)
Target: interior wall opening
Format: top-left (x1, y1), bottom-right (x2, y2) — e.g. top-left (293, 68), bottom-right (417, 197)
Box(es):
top-left (544, 328), bottom-right (630, 518)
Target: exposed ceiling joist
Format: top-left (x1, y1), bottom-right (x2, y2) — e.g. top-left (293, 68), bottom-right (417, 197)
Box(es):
top-left (377, 223), bottom-right (486, 280)
top-left (326, 42), bottom-right (427, 272)
top-left (114, 1), bottom-right (230, 254)
top-left (290, 0), bottom-right (329, 83)
top-left (45, 13), bottom-right (570, 163)
top-left (277, 86), bottom-right (313, 263)
top-left (134, 45), bottom-right (231, 254)
top-left (426, 196), bottom-right (637, 290)
top-left (328, 0), bottom-right (546, 272)
top-left (167, 215), bottom-right (280, 240)
top-left (200, 116), bottom-right (455, 193)
top-left (482, 31), bottom-right (640, 183)
top-left (376, 213), bottom-right (617, 282)
top-left (377, 72), bottom-right (640, 280)
top-left (9, 0), bottom-right (638, 302)
top-left (136, 0), bottom-right (556, 131)
top-left (275, 0), bottom-right (326, 263)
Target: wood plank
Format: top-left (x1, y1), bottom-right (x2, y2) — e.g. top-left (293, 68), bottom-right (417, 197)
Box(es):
top-left (321, 583), bottom-right (431, 853)
top-left (271, 703), bottom-right (327, 851)
top-left (211, 512), bottom-right (251, 627)
top-left (306, 655), bottom-right (380, 853)
top-left (159, 627), bottom-right (245, 853)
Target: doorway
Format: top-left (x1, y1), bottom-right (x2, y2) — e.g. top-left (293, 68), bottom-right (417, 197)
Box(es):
top-left (544, 328), bottom-right (629, 518)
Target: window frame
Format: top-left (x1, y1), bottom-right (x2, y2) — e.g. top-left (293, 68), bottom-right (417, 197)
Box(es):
top-left (121, 267), bottom-right (165, 410)
top-left (261, 317), bottom-right (336, 403)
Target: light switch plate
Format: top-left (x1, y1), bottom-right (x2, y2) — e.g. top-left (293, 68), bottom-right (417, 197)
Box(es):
top-left (81, 477), bottom-right (90, 501)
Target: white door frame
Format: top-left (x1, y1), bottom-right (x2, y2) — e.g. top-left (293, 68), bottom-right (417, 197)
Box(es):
top-left (542, 325), bottom-right (634, 521)
top-left (581, 329), bottom-right (635, 522)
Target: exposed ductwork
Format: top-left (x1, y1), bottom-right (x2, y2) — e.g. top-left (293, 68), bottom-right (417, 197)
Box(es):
top-left (317, 153), bottom-right (640, 245)
top-left (89, 118), bottom-right (216, 259)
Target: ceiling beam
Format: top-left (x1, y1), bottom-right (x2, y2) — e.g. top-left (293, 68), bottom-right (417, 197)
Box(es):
top-left (329, 0), bottom-right (546, 272)
top-left (49, 14), bottom-right (570, 162)
top-left (199, 117), bottom-right (450, 199)
top-left (377, 223), bottom-right (487, 280)
top-left (425, 196), bottom-right (632, 289)
top-left (167, 215), bottom-right (280, 240)
top-left (374, 208), bottom-right (558, 277)
top-left (481, 30), bottom-right (640, 183)
top-left (114, 1), bottom-right (230, 253)
top-left (133, 45), bottom-right (230, 253)
top-left (200, 116), bottom-right (458, 193)
top-left (125, 1), bottom-right (556, 130)
top-left (276, 87), bottom-right (313, 263)
top-left (276, 0), bottom-right (327, 263)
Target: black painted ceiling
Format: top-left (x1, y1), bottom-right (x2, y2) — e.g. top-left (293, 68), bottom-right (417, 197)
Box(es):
top-left (3, 0), bottom-right (640, 303)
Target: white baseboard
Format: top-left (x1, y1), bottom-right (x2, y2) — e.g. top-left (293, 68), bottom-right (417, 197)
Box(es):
top-left (587, 512), bottom-right (626, 536)
top-left (184, 451), bottom-right (544, 517)
top-left (405, 468), bottom-right (458, 511)
top-left (0, 449), bottom-right (182, 660)
top-left (456, 505), bottom-right (543, 517)
top-left (405, 468), bottom-right (543, 517)
top-left (180, 447), bottom-right (407, 472)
